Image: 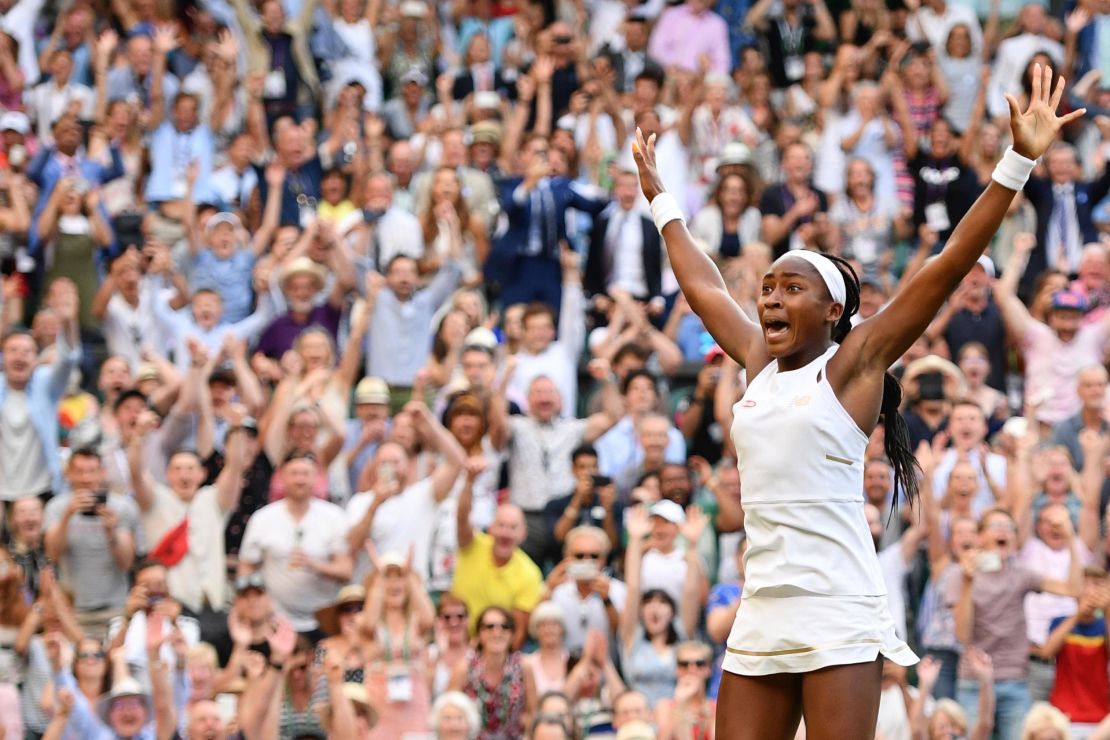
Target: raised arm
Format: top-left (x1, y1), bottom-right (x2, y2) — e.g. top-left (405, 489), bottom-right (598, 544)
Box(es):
top-left (620, 506), bottom-right (651, 650)
top-left (841, 65), bottom-right (1083, 373)
top-left (993, 232), bottom-right (1037, 341)
top-left (633, 129), bottom-right (766, 371)
top-left (405, 400), bottom-right (466, 502)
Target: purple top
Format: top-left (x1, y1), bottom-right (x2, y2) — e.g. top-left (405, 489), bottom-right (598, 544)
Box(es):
top-left (255, 303), bottom-right (341, 358)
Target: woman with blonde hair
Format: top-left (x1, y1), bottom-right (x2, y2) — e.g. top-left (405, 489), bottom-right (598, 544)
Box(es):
top-left (363, 548), bottom-right (436, 738)
top-left (418, 166), bottom-right (489, 285)
top-left (1020, 702), bottom-right (1070, 740)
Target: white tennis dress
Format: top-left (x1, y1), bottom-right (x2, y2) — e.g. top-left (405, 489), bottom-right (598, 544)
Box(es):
top-left (722, 344), bottom-right (919, 676)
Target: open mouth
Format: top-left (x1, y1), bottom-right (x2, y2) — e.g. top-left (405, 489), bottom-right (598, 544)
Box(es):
top-left (995, 536), bottom-right (1007, 548)
top-left (763, 319), bottom-right (790, 340)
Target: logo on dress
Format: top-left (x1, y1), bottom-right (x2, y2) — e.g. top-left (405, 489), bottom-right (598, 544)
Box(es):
top-left (792, 395), bottom-right (812, 407)
top-left (741, 400), bottom-right (756, 407)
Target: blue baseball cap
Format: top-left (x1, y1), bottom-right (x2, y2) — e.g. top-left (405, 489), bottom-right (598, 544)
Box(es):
top-left (1051, 290), bottom-right (1089, 313)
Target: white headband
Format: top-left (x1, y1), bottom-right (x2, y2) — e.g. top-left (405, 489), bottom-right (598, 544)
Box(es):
top-left (774, 250), bottom-right (847, 306)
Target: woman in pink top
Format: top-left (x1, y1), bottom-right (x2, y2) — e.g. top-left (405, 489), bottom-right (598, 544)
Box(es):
top-left (524, 602), bottom-right (569, 696)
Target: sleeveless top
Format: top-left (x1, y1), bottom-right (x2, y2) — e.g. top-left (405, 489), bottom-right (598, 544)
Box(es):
top-left (463, 650), bottom-right (527, 740)
top-left (731, 344), bottom-right (886, 598)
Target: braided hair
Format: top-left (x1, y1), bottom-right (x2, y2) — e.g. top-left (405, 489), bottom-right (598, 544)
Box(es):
top-left (819, 254), bottom-right (920, 511)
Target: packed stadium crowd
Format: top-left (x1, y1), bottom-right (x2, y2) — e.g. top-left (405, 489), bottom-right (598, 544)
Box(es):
top-left (4, 0), bottom-right (1110, 737)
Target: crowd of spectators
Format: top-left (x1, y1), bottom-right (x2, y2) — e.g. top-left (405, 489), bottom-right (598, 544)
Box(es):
top-left (6, 0), bottom-right (1110, 737)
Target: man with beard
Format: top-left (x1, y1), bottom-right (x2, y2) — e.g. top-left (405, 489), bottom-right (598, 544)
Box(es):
top-left (255, 253), bottom-right (352, 358)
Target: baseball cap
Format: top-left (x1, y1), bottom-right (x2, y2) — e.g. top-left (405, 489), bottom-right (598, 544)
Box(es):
top-left (649, 499), bottom-right (686, 525)
top-left (206, 212), bottom-right (243, 233)
top-left (234, 572), bottom-right (266, 593)
top-left (974, 254), bottom-right (996, 279)
top-left (0, 111), bottom-right (29, 135)
top-left (377, 551), bottom-right (407, 571)
top-left (716, 142), bottom-right (752, 169)
top-left (401, 67), bottom-right (428, 86)
top-left (470, 120), bottom-right (503, 146)
top-left (354, 377), bottom-right (390, 405)
top-left (1051, 290), bottom-right (1089, 313)
top-left (463, 327), bottom-right (498, 350)
top-left (473, 91), bottom-right (501, 110)
top-left (399, 0), bottom-right (427, 17)
top-left (704, 344), bottom-right (725, 363)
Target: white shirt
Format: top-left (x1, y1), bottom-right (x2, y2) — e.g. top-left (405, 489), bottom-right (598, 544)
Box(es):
top-left (988, 34), bottom-right (1064, 118)
top-left (345, 477), bottom-right (438, 582)
top-left (26, 81), bottom-right (95, 142)
top-left (239, 499), bottom-right (350, 631)
top-left (640, 548), bottom-right (687, 605)
top-left (932, 448), bottom-right (1007, 518)
top-left (550, 578), bottom-right (628, 655)
top-left (905, 2), bottom-right (982, 54)
top-left (102, 283), bottom-right (164, 370)
top-left (506, 284), bottom-right (587, 418)
top-left (141, 483), bottom-right (231, 614)
top-left (605, 207), bottom-right (647, 297)
top-left (108, 610), bottom-right (200, 691)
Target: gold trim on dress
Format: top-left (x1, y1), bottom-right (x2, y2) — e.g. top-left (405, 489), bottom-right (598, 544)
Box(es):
top-left (726, 638), bottom-right (881, 657)
top-left (824, 453), bottom-right (855, 466)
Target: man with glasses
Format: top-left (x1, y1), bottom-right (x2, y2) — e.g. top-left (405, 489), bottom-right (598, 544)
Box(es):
top-left (238, 451), bottom-right (353, 639)
top-left (653, 641), bottom-right (716, 739)
top-left (544, 526), bottom-right (626, 656)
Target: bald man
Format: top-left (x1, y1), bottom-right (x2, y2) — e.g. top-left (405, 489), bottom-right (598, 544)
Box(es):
top-left (1050, 365), bottom-right (1109, 470)
top-left (453, 462), bottom-right (544, 649)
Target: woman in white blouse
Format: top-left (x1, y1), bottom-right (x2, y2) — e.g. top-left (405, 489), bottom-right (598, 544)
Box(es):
top-left (688, 172), bottom-right (761, 261)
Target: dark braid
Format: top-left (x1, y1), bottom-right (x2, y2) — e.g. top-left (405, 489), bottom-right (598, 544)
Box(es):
top-left (820, 254), bottom-right (920, 511)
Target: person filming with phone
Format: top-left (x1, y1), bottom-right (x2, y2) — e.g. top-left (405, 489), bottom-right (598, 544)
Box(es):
top-left (542, 526), bottom-right (627, 657)
top-left (548, 445), bottom-right (621, 551)
top-left (950, 507), bottom-right (1082, 738)
top-left (44, 448), bottom-right (140, 640)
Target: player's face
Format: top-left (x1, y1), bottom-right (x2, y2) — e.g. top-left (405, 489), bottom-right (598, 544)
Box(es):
top-left (758, 256), bottom-right (843, 360)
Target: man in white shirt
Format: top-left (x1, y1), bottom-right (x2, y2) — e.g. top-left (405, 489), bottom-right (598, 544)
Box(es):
top-left (344, 401), bottom-right (465, 581)
top-left (129, 405), bottom-right (252, 615)
top-left (26, 49), bottom-right (94, 143)
top-left (595, 370), bottom-right (686, 487)
top-left (986, 4), bottom-right (1063, 119)
top-left (904, 0), bottom-right (983, 54)
top-left (505, 249), bottom-right (587, 416)
top-left (239, 451), bottom-right (353, 635)
top-left (546, 526), bottom-right (627, 656)
top-left (932, 401), bottom-right (1007, 517)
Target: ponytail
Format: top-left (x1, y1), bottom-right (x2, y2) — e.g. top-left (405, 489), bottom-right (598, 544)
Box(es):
top-left (821, 255), bottom-right (920, 510)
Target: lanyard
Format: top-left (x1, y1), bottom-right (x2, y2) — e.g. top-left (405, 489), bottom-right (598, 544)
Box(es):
top-left (777, 17), bottom-right (804, 57)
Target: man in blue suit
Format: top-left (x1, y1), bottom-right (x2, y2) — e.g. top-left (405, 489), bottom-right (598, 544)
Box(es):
top-left (488, 133), bottom-right (608, 310)
top-left (1022, 142), bottom-right (1110, 291)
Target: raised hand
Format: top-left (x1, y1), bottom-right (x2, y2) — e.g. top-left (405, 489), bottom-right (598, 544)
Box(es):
top-left (916, 655), bottom-right (941, 690)
top-left (681, 505), bottom-right (708, 543)
top-left (626, 505), bottom-right (652, 541)
top-left (632, 127), bottom-right (665, 203)
top-left (1008, 64), bottom-right (1085, 160)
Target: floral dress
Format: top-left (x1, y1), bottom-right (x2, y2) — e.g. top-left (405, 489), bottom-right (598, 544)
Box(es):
top-left (463, 650), bottom-right (526, 740)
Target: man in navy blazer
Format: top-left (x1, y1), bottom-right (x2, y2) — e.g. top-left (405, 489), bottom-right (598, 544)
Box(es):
top-left (1023, 142), bottom-right (1110, 292)
top-left (488, 134), bottom-right (608, 309)
top-left (584, 168), bottom-right (663, 303)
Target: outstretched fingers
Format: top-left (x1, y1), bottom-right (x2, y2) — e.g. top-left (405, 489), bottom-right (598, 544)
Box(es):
top-left (1031, 62), bottom-right (1042, 104)
top-left (1059, 108), bottom-right (1087, 127)
top-left (1050, 73), bottom-right (1066, 111)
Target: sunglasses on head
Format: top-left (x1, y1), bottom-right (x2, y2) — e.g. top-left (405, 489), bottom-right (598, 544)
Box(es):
top-left (677, 658), bottom-right (708, 669)
top-left (440, 611), bottom-right (467, 623)
top-left (480, 621), bottom-right (511, 632)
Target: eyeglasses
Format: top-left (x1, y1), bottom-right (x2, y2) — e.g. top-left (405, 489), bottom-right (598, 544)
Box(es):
top-left (676, 659), bottom-right (708, 669)
top-left (479, 621), bottom-right (512, 632)
top-left (78, 650), bottom-right (106, 660)
top-left (440, 611), bottom-right (467, 623)
top-left (112, 697), bottom-right (145, 711)
top-left (572, 552), bottom-right (601, 560)
top-left (338, 603), bottom-right (363, 616)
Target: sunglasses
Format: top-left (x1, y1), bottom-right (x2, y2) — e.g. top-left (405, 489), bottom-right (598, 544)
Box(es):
top-left (479, 622), bottom-right (512, 632)
top-left (441, 612), bottom-right (467, 623)
top-left (78, 650), bottom-right (106, 660)
top-left (677, 659), bottom-right (708, 669)
top-left (338, 603), bottom-right (363, 616)
top-left (572, 552), bottom-right (601, 560)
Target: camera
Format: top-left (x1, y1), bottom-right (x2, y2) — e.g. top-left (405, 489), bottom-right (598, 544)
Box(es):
top-left (567, 560), bottom-right (599, 581)
top-left (591, 474), bottom-right (612, 489)
top-left (82, 490), bottom-right (108, 516)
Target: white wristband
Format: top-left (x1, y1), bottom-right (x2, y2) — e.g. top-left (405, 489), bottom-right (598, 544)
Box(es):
top-left (650, 193), bottom-right (685, 235)
top-left (991, 146), bottom-right (1036, 192)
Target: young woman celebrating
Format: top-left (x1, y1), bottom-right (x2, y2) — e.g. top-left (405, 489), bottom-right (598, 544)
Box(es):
top-left (631, 64), bottom-right (1082, 739)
